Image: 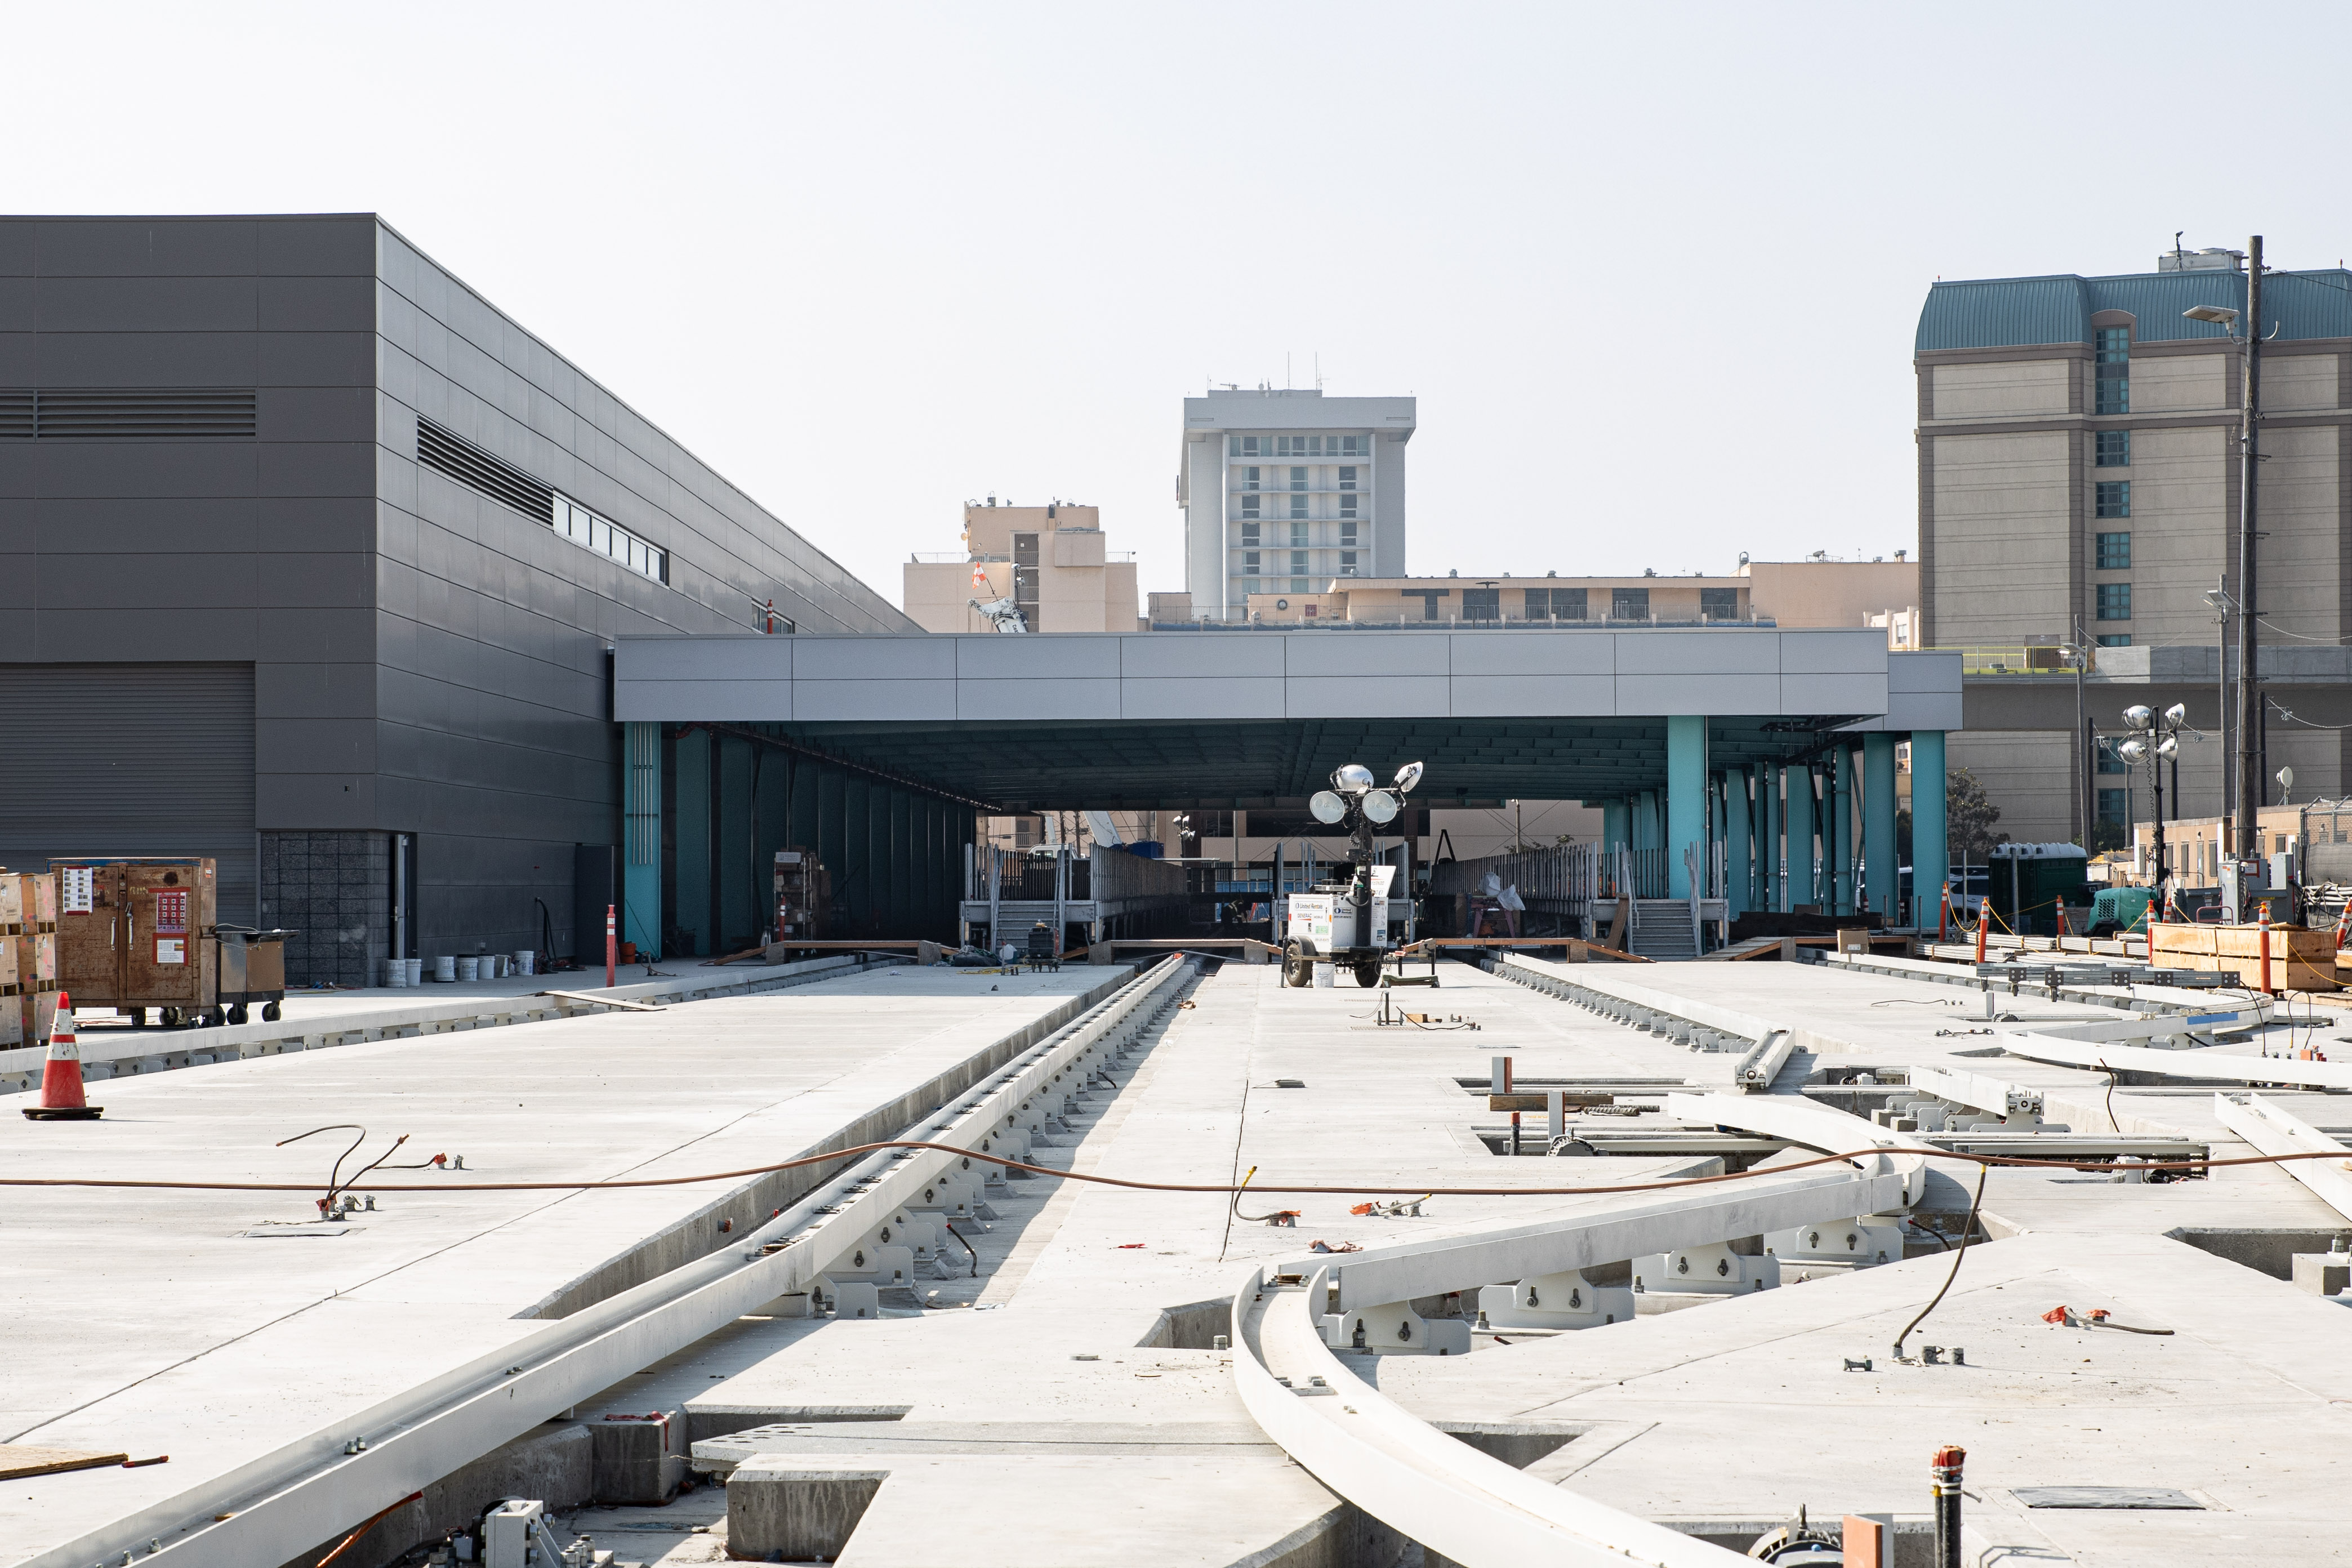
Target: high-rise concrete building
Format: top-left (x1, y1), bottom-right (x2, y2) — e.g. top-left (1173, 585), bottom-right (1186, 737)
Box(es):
top-left (1916, 247), bottom-right (2352, 843)
top-left (1177, 387), bottom-right (1415, 620)
top-left (902, 501), bottom-right (1139, 634)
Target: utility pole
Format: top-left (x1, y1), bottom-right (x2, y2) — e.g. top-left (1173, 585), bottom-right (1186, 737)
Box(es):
top-left (2070, 623), bottom-right (2089, 845)
top-left (2233, 236), bottom-right (2264, 892)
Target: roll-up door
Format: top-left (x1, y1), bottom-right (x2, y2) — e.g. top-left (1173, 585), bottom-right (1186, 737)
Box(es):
top-left (0, 664), bottom-right (256, 922)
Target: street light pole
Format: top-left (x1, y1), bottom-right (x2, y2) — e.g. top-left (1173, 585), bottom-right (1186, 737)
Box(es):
top-left (2234, 237), bottom-right (2264, 892)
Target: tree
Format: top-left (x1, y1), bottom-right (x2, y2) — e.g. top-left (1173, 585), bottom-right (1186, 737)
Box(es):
top-left (1945, 767), bottom-right (2008, 863)
top-left (2087, 820), bottom-right (2127, 854)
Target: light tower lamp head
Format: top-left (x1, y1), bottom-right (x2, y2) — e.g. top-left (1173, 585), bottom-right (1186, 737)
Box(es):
top-left (2123, 705), bottom-right (2154, 731)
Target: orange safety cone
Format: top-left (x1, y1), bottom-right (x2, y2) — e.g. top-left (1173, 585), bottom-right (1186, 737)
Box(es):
top-left (1974, 897), bottom-right (1990, 963)
top-left (2162, 881), bottom-right (2182, 924)
top-left (22, 991), bottom-right (101, 1121)
top-left (2333, 901), bottom-right (2350, 951)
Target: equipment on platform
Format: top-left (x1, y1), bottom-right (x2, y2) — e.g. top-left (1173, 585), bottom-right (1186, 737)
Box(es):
top-left (1282, 761), bottom-right (1422, 989)
top-left (773, 848), bottom-right (830, 944)
top-left (51, 858), bottom-right (226, 1028)
top-left (969, 594), bottom-right (1030, 633)
top-left (211, 925), bottom-right (291, 1024)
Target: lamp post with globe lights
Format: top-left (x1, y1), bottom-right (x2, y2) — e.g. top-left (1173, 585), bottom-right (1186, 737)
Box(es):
top-left (2115, 703), bottom-right (2189, 894)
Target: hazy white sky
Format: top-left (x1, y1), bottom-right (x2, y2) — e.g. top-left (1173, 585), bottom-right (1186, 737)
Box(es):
top-left (17, 3), bottom-right (2352, 608)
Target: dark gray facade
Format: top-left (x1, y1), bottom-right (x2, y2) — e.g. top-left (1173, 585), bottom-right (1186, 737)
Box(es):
top-left (0, 214), bottom-right (912, 984)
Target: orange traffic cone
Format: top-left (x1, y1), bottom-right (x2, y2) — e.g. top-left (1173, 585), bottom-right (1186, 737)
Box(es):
top-left (2332, 902), bottom-right (2350, 951)
top-left (22, 991), bottom-right (101, 1121)
top-left (2162, 881), bottom-right (2182, 924)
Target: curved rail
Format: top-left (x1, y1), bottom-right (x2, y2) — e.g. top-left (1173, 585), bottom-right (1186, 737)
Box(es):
top-left (1232, 1263), bottom-right (1747, 1567)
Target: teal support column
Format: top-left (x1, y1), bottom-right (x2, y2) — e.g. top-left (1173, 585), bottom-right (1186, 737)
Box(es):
top-left (1603, 799), bottom-right (1630, 854)
top-left (1760, 764), bottom-right (1780, 911)
top-left (672, 728), bottom-right (712, 956)
top-left (1783, 764), bottom-right (1814, 911)
top-left (1832, 747), bottom-right (1854, 915)
top-left (1667, 716), bottom-right (1706, 898)
top-left (622, 722), bottom-right (662, 959)
top-left (1863, 733), bottom-right (1898, 920)
top-left (1725, 767), bottom-right (1752, 916)
top-left (1912, 731), bottom-right (1948, 928)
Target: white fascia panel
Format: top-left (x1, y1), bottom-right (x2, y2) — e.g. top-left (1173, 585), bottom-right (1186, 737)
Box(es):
top-left (958, 634), bottom-right (1126, 679)
top-left (1780, 672), bottom-right (1891, 717)
top-left (616, 635), bottom-right (789, 681)
top-left (794, 680), bottom-right (956, 723)
top-left (1447, 675), bottom-right (1618, 718)
top-left (1616, 672), bottom-right (1784, 716)
top-left (956, 678), bottom-right (1122, 720)
top-left (1613, 629), bottom-right (1784, 676)
top-left (1119, 634), bottom-right (1273, 679)
top-left (613, 679), bottom-right (790, 723)
top-left (1287, 674), bottom-right (1452, 718)
top-left (1120, 676), bottom-right (1288, 720)
top-left (1778, 630), bottom-right (1891, 674)
top-left (1445, 631), bottom-right (1617, 677)
top-left (794, 636), bottom-right (955, 680)
top-left (1283, 632), bottom-right (1450, 678)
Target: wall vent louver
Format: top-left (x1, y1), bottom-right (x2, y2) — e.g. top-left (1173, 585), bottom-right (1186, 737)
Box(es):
top-left (0, 388), bottom-right (255, 438)
top-left (416, 416), bottom-right (555, 522)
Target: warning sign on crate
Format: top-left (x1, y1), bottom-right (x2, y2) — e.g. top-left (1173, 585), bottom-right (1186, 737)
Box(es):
top-left (154, 888), bottom-right (189, 963)
top-left (61, 867), bottom-right (93, 916)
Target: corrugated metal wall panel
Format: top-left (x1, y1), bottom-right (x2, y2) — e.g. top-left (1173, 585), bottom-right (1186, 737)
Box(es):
top-left (1919, 268), bottom-right (2352, 353)
top-left (0, 665), bottom-right (256, 922)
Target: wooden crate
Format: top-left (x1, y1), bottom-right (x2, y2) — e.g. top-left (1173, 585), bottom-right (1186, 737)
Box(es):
top-left (0, 932), bottom-right (57, 990)
top-left (0, 871), bottom-right (60, 931)
top-left (2149, 921), bottom-right (2340, 990)
top-left (0, 988), bottom-right (60, 1050)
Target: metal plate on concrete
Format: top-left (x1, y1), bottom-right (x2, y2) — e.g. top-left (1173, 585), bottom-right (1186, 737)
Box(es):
top-left (2012, 1487), bottom-right (2205, 1509)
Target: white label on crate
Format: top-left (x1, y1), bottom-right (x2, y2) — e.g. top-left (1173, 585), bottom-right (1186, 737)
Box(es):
top-left (154, 937), bottom-right (186, 965)
top-left (62, 866), bottom-right (93, 915)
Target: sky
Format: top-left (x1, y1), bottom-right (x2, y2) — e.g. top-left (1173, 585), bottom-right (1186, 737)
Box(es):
top-left (16, 2), bottom-right (2352, 609)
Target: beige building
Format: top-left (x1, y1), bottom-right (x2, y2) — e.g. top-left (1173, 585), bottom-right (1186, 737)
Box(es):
top-left (1223, 559), bottom-right (1917, 632)
top-left (903, 501), bottom-right (1140, 634)
top-left (1916, 250), bottom-right (2352, 843)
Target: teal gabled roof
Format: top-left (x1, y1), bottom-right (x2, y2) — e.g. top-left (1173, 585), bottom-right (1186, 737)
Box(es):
top-left (1917, 266), bottom-right (2352, 352)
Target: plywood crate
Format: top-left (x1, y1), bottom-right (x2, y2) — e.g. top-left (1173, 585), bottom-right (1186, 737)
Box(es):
top-left (0, 932), bottom-right (59, 990)
top-left (2149, 921), bottom-right (2340, 990)
top-left (0, 871), bottom-right (60, 932)
top-left (0, 988), bottom-right (60, 1050)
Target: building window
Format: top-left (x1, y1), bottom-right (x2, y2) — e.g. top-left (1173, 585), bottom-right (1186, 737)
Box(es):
top-left (2097, 787), bottom-right (2130, 825)
top-left (1339, 551), bottom-right (1357, 575)
top-left (1532, 586), bottom-right (1588, 620)
top-left (1611, 587), bottom-right (1650, 621)
top-left (1271, 434), bottom-right (1366, 458)
top-left (1290, 494), bottom-right (1308, 520)
top-left (1290, 578), bottom-right (1308, 593)
top-left (2095, 480), bottom-right (2130, 519)
top-left (2095, 430), bottom-right (2130, 467)
top-left (1240, 520), bottom-right (1260, 547)
top-left (1700, 587), bottom-right (1739, 620)
top-left (2095, 326), bottom-right (2130, 415)
top-left (1290, 523), bottom-right (1307, 551)
top-left (2097, 738), bottom-right (2128, 774)
top-left (1290, 550), bottom-right (1307, 577)
top-left (553, 494), bottom-right (667, 582)
top-left (2096, 632), bottom-right (2132, 647)
top-left (1230, 435), bottom-right (1263, 457)
top-left (1338, 523), bottom-right (1357, 550)
top-left (2096, 583), bottom-right (2131, 621)
top-left (1241, 493), bottom-right (1260, 520)
top-left (1462, 587), bottom-right (1501, 621)
top-left (1242, 550), bottom-right (1260, 573)
top-left (1338, 466), bottom-right (1357, 491)
top-left (1289, 466), bottom-right (1307, 491)
top-left (1241, 466), bottom-right (1261, 491)
top-left (1339, 493), bottom-right (1358, 519)
top-left (2096, 531), bottom-right (2130, 569)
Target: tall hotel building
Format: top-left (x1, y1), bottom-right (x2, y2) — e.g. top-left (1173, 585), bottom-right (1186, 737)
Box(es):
top-left (1177, 388), bottom-right (1415, 620)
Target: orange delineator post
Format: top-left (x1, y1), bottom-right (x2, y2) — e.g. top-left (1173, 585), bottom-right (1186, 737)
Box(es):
top-left (1974, 897), bottom-right (1990, 963)
top-left (1937, 883), bottom-right (1952, 941)
top-left (2259, 905), bottom-right (2273, 995)
top-left (605, 903), bottom-right (618, 989)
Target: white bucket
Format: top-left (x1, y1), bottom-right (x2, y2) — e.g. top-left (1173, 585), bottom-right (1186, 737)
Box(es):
top-left (405, 958), bottom-right (424, 987)
top-left (434, 956), bottom-right (456, 983)
top-left (1312, 963), bottom-right (1335, 988)
top-left (515, 951), bottom-right (536, 977)
top-left (457, 956), bottom-right (480, 982)
top-left (385, 959), bottom-right (408, 989)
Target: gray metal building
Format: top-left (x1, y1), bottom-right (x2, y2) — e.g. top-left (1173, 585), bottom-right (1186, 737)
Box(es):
top-left (0, 213), bottom-right (913, 985)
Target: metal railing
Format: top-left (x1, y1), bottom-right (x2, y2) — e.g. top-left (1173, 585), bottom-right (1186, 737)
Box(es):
top-left (1921, 644), bottom-right (2087, 676)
